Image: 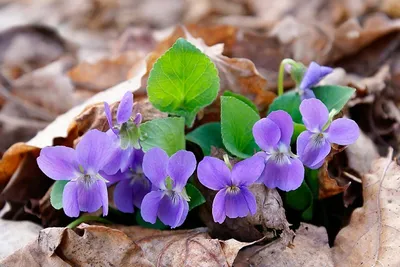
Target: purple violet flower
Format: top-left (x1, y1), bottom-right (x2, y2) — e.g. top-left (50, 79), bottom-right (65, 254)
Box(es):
top-left (103, 91), bottom-right (142, 175)
top-left (252, 111), bottom-right (304, 191)
top-left (37, 130), bottom-right (113, 217)
top-left (197, 155), bottom-right (264, 223)
top-left (101, 149), bottom-right (151, 213)
top-left (297, 98), bottom-right (359, 169)
top-left (140, 148), bottom-right (196, 228)
top-left (299, 62), bottom-right (333, 99)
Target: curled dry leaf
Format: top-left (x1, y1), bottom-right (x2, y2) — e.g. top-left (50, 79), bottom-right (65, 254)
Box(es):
top-left (318, 146), bottom-right (350, 199)
top-left (0, 25), bottom-right (74, 80)
top-left (333, 151), bottom-right (400, 266)
top-left (2, 224), bottom-right (251, 267)
top-left (234, 223), bottom-right (334, 267)
top-left (198, 148), bottom-right (293, 243)
top-left (330, 12), bottom-right (400, 62)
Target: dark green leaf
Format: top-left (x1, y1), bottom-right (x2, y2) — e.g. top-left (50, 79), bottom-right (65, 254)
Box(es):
top-left (267, 90), bottom-right (302, 123)
top-left (50, 180), bottom-right (69, 210)
top-left (147, 38), bottom-right (220, 126)
top-left (313, 85), bottom-right (355, 112)
top-left (291, 123), bottom-right (306, 144)
top-left (223, 91), bottom-right (259, 113)
top-left (140, 117), bottom-right (185, 156)
top-left (285, 181), bottom-right (313, 212)
top-left (136, 209), bottom-right (168, 230)
top-left (186, 183), bottom-right (206, 210)
top-left (301, 201), bottom-right (313, 221)
top-left (221, 96), bottom-right (260, 159)
top-left (186, 122), bottom-right (223, 156)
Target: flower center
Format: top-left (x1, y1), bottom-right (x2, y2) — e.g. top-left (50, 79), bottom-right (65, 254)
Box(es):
top-left (311, 132), bottom-right (326, 148)
top-left (269, 143), bottom-right (291, 165)
top-left (75, 165), bottom-right (108, 189)
top-left (226, 185), bottom-right (240, 194)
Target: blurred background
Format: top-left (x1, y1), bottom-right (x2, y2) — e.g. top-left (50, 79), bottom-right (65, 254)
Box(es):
top-left (0, 0), bottom-right (399, 157)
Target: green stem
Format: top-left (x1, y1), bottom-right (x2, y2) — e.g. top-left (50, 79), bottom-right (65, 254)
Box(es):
top-left (278, 59), bottom-right (296, 96)
top-left (67, 215), bottom-right (112, 229)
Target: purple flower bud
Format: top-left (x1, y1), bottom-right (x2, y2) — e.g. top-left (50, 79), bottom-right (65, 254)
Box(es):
top-left (140, 148), bottom-right (196, 228)
top-left (252, 111), bottom-right (304, 191)
top-left (102, 91), bottom-right (142, 175)
top-left (297, 99), bottom-right (359, 169)
top-left (197, 155), bottom-right (264, 223)
top-left (299, 62), bottom-right (333, 100)
top-left (37, 130), bottom-right (114, 217)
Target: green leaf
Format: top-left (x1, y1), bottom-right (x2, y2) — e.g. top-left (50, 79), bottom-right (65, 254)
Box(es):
top-left (301, 201), bottom-right (313, 221)
top-left (185, 183), bottom-right (206, 210)
top-left (221, 96), bottom-right (260, 158)
top-left (268, 90), bottom-right (302, 123)
top-left (186, 122), bottom-right (223, 156)
top-left (285, 181), bottom-right (313, 212)
top-left (313, 85), bottom-right (355, 112)
top-left (291, 123), bottom-right (306, 144)
top-left (223, 91), bottom-right (258, 113)
top-left (136, 210), bottom-right (168, 230)
top-left (50, 180), bottom-right (69, 210)
top-left (305, 168), bottom-right (319, 199)
top-left (147, 38), bottom-right (220, 127)
top-left (140, 117), bottom-right (185, 156)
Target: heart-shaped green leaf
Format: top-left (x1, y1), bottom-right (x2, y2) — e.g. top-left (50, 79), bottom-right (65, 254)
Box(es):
top-left (313, 85), bottom-right (355, 112)
top-left (221, 96), bottom-right (260, 159)
top-left (186, 122), bottom-right (223, 156)
top-left (50, 180), bottom-right (69, 210)
top-left (140, 117), bottom-right (185, 156)
top-left (147, 38), bottom-right (220, 127)
top-left (267, 90), bottom-right (302, 123)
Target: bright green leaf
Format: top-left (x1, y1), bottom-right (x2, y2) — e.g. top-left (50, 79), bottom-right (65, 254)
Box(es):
top-left (285, 181), bottom-right (313, 212)
top-left (136, 209), bottom-right (168, 230)
top-left (50, 180), bottom-right (69, 210)
top-left (186, 122), bottom-right (223, 156)
top-left (221, 96), bottom-right (260, 158)
top-left (185, 183), bottom-right (206, 210)
top-left (291, 123), bottom-right (306, 144)
top-left (267, 90), bottom-right (302, 123)
top-left (147, 38), bottom-right (220, 127)
top-left (140, 117), bottom-right (185, 156)
top-left (223, 91), bottom-right (259, 113)
top-left (313, 85), bottom-right (355, 112)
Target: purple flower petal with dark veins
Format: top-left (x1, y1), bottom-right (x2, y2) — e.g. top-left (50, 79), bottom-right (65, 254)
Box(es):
top-left (252, 111), bottom-right (304, 191)
top-left (104, 102), bottom-right (118, 134)
top-left (198, 155), bottom-right (264, 223)
top-left (37, 129), bottom-right (113, 217)
top-left (297, 99), bottom-right (359, 169)
top-left (117, 91), bottom-right (133, 124)
top-left (300, 62), bottom-right (333, 91)
top-left (140, 148), bottom-right (196, 228)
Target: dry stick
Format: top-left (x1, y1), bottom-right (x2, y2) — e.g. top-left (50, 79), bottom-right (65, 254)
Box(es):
top-left (373, 147), bottom-right (394, 267)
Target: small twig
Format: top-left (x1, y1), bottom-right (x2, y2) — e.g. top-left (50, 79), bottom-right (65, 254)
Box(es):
top-left (342, 171), bottom-right (362, 183)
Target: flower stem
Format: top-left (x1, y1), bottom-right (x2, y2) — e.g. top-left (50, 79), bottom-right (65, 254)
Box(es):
top-left (66, 215), bottom-right (112, 229)
top-left (278, 59), bottom-right (296, 96)
top-left (223, 154), bottom-right (232, 170)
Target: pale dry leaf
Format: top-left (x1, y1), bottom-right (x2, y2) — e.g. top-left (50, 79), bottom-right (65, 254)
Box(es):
top-left (1, 225), bottom-right (153, 267)
top-left (235, 223), bottom-right (334, 267)
top-left (112, 224), bottom-right (250, 267)
top-left (333, 150), bottom-right (400, 266)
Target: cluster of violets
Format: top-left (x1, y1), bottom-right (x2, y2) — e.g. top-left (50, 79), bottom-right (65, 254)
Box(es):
top-left (37, 62), bottom-right (359, 228)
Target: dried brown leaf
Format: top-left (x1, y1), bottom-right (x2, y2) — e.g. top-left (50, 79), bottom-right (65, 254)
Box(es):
top-left (1, 225), bottom-right (152, 267)
top-left (115, 225), bottom-right (250, 266)
top-left (333, 151), bottom-right (400, 266)
top-left (68, 51), bottom-right (144, 92)
top-left (2, 224), bottom-right (252, 267)
top-left (0, 25), bottom-right (74, 80)
top-left (235, 223), bottom-right (334, 267)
